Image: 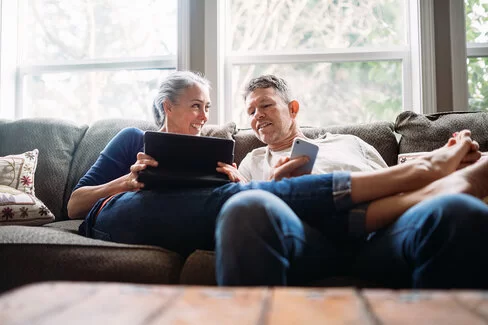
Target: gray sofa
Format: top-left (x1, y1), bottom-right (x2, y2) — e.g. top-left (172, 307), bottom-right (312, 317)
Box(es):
top-left (1, 110), bottom-right (487, 293)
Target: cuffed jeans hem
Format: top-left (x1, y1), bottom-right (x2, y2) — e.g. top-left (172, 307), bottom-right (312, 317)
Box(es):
top-left (332, 171), bottom-right (368, 238)
top-left (332, 171), bottom-right (353, 211)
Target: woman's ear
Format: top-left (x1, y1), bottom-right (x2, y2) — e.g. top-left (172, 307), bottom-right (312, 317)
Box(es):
top-left (163, 99), bottom-right (173, 115)
top-left (289, 100), bottom-right (300, 118)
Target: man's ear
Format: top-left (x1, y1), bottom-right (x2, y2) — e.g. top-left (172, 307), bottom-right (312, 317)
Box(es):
top-left (289, 100), bottom-right (300, 118)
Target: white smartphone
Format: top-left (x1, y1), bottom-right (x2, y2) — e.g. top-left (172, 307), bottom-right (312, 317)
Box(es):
top-left (290, 137), bottom-right (319, 175)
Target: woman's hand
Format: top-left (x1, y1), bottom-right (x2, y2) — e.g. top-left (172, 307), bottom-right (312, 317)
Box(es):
top-left (268, 156), bottom-right (310, 181)
top-left (216, 162), bottom-right (247, 182)
top-left (126, 152), bottom-right (158, 190)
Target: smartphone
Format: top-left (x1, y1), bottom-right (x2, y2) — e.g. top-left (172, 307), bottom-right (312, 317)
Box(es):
top-left (290, 137), bottom-right (319, 175)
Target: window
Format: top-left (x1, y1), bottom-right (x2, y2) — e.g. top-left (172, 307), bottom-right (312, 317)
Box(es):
top-left (1, 0), bottom-right (186, 125)
top-left (465, 0), bottom-right (488, 111)
top-left (221, 0), bottom-right (422, 127)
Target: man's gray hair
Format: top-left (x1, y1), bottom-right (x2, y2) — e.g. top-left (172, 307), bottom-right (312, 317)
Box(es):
top-left (243, 75), bottom-right (291, 104)
top-left (153, 71), bottom-right (211, 127)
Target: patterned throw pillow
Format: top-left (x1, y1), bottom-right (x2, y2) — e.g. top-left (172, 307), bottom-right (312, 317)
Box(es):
top-left (0, 149), bottom-right (38, 195)
top-left (0, 185), bottom-right (54, 225)
top-left (0, 150), bottom-right (55, 225)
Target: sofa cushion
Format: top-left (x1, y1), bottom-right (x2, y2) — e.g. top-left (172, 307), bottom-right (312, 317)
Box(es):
top-left (179, 250), bottom-right (385, 287)
top-left (0, 221), bottom-right (183, 293)
top-left (395, 111), bottom-right (488, 153)
top-left (234, 122), bottom-right (398, 167)
top-left (0, 119), bottom-right (87, 220)
top-left (180, 249), bottom-right (217, 285)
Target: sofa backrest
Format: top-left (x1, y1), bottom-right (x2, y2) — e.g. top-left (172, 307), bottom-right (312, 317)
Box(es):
top-left (395, 111), bottom-right (488, 153)
top-left (1, 117), bottom-right (398, 222)
top-left (234, 121), bottom-right (398, 167)
top-left (61, 119), bottom-right (159, 220)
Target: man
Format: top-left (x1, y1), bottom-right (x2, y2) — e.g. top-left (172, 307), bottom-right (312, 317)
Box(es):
top-left (218, 75), bottom-right (387, 183)
top-left (215, 75), bottom-right (488, 288)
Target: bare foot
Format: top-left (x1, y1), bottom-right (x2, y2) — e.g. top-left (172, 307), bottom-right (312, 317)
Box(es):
top-left (445, 130), bottom-right (481, 168)
top-left (419, 157), bottom-right (488, 200)
top-left (351, 131), bottom-right (478, 204)
top-left (412, 130), bottom-right (477, 183)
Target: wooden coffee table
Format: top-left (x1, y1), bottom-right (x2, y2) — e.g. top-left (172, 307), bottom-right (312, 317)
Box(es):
top-left (1, 281), bottom-right (488, 324)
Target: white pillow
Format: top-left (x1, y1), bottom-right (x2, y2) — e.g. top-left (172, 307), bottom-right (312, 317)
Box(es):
top-left (0, 150), bottom-right (54, 226)
top-left (0, 185), bottom-right (54, 225)
top-left (0, 149), bottom-right (38, 195)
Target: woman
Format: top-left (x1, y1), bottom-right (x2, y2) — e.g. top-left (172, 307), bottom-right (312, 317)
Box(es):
top-left (68, 71), bottom-right (229, 255)
top-left (68, 71), bottom-right (212, 219)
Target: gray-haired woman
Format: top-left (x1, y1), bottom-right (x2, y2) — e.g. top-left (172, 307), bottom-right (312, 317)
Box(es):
top-left (68, 71), bottom-right (212, 220)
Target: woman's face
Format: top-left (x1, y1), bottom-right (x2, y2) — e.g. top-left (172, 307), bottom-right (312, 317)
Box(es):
top-left (164, 83), bottom-right (211, 136)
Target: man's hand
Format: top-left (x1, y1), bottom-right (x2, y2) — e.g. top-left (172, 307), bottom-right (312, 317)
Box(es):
top-left (269, 156), bottom-right (310, 181)
top-left (126, 152), bottom-right (158, 190)
top-left (217, 162), bottom-right (248, 182)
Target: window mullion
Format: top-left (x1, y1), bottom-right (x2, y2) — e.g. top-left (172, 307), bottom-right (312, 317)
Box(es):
top-left (18, 56), bottom-right (177, 75)
top-left (450, 0), bottom-right (468, 110)
top-left (205, 0), bottom-right (225, 125)
top-left (416, 0), bottom-right (437, 114)
top-left (228, 49), bottom-right (407, 65)
top-left (467, 43), bottom-right (488, 57)
top-left (178, 0), bottom-right (190, 70)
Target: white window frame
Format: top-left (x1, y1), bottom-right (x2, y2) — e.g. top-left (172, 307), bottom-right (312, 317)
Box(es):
top-left (450, 0), bottom-right (488, 111)
top-left (450, 0), bottom-right (469, 110)
top-left (0, 0), bottom-right (190, 120)
top-left (205, 0), bottom-right (437, 124)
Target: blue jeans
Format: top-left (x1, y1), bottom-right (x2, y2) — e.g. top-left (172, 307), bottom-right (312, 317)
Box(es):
top-left (216, 190), bottom-right (488, 288)
top-left (81, 173), bottom-right (356, 256)
top-left (215, 190), bottom-right (359, 286)
top-left (352, 193), bottom-right (488, 289)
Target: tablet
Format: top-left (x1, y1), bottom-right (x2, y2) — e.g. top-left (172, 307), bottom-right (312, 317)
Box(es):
top-left (138, 131), bottom-right (235, 189)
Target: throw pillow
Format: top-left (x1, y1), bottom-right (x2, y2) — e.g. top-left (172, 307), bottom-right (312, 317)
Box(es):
top-left (0, 185), bottom-right (54, 225)
top-left (201, 122), bottom-right (237, 139)
top-left (0, 149), bottom-right (38, 195)
top-left (0, 149), bottom-right (55, 225)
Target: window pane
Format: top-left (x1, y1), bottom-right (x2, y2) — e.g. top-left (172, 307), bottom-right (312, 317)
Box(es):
top-left (465, 0), bottom-right (488, 43)
top-left (467, 57), bottom-right (488, 111)
top-left (22, 0), bottom-right (177, 63)
top-left (231, 62), bottom-right (402, 127)
top-left (23, 69), bottom-right (175, 125)
top-left (230, 0), bottom-right (405, 52)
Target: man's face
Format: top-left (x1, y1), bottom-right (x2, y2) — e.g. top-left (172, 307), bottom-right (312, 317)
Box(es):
top-left (246, 87), bottom-right (295, 146)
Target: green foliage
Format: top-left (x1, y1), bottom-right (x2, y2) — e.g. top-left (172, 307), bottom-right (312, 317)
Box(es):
top-left (465, 0), bottom-right (488, 111)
